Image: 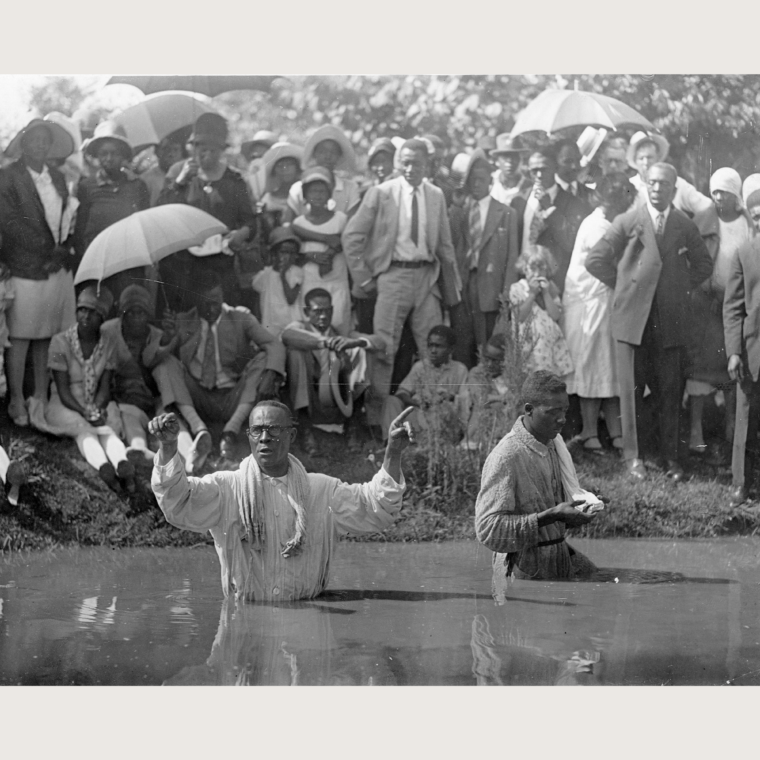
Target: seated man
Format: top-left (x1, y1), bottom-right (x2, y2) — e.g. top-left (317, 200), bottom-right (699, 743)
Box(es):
top-left (171, 272), bottom-right (286, 461)
top-left (475, 371), bottom-right (600, 583)
top-left (150, 400), bottom-right (414, 602)
top-left (101, 285), bottom-right (212, 474)
top-left (462, 332), bottom-right (512, 451)
top-left (381, 325), bottom-right (468, 444)
top-left (281, 287), bottom-right (384, 453)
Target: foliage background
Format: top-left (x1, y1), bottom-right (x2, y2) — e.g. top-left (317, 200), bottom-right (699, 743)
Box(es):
top-left (6, 74), bottom-right (760, 192)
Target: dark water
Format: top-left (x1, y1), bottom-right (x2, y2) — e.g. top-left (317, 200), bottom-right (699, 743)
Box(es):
top-left (1, 538), bottom-right (759, 685)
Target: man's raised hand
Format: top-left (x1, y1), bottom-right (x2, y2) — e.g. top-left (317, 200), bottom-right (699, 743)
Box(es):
top-left (149, 412), bottom-right (181, 444)
top-left (386, 406), bottom-right (416, 453)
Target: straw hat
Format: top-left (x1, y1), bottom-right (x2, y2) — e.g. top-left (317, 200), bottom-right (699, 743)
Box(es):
top-left (627, 131), bottom-right (670, 170)
top-left (490, 133), bottom-right (527, 157)
top-left (257, 142), bottom-right (303, 193)
top-left (303, 125), bottom-right (357, 173)
top-left (241, 130), bottom-right (278, 161)
top-left (86, 121), bottom-right (133, 160)
top-left (4, 118), bottom-right (76, 161)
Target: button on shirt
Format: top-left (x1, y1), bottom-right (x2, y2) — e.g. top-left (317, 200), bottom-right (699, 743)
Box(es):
top-left (393, 179), bottom-right (429, 261)
top-left (522, 183), bottom-right (559, 254)
top-left (190, 315), bottom-right (235, 389)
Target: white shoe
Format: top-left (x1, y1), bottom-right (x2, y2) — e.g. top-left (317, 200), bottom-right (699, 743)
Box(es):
top-left (186, 429), bottom-right (212, 474)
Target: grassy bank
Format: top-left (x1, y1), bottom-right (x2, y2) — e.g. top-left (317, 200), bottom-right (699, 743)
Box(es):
top-left (1, 424), bottom-right (759, 554)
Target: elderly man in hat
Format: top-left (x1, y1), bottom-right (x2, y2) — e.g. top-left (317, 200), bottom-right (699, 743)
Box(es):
top-left (150, 400), bottom-right (414, 601)
top-left (101, 284), bottom-right (213, 473)
top-left (586, 162), bottom-right (713, 482)
top-left (159, 113), bottom-right (257, 310)
top-left (342, 137), bottom-right (462, 434)
top-left (627, 131), bottom-right (712, 217)
top-left (282, 286), bottom-right (385, 453)
top-left (0, 118), bottom-right (78, 430)
top-left (449, 149), bottom-right (520, 367)
top-left (169, 270), bottom-right (286, 463)
top-left (489, 133), bottom-right (532, 209)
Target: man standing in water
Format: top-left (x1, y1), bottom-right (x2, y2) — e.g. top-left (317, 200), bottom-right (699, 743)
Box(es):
top-left (150, 401), bottom-right (414, 601)
top-left (475, 371), bottom-right (599, 582)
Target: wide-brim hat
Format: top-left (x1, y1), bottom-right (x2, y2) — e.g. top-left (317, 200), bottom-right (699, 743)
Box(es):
top-left (450, 152), bottom-right (472, 188)
top-left (627, 131), bottom-right (670, 170)
top-left (743, 174), bottom-right (760, 207)
top-left (4, 118), bottom-right (76, 161)
top-left (490, 132), bottom-right (527, 157)
top-left (268, 226), bottom-right (301, 249)
top-left (86, 120), bottom-right (133, 160)
top-left (257, 142), bottom-right (304, 192)
top-left (368, 137), bottom-right (396, 162)
top-left (303, 125), bottom-right (357, 173)
top-left (462, 148), bottom-right (493, 188)
top-left (301, 165), bottom-right (334, 191)
top-left (241, 130), bottom-right (278, 161)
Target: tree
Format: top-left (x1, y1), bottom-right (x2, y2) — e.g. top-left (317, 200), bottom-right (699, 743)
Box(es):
top-left (27, 76), bottom-right (93, 119)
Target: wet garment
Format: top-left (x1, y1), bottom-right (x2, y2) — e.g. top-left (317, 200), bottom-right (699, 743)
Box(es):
top-left (152, 452), bottom-right (404, 601)
top-left (475, 416), bottom-right (596, 580)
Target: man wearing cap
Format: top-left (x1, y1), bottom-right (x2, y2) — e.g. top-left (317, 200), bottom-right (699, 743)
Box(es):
top-left (489, 133), bottom-right (532, 211)
top-left (586, 162), bottom-right (713, 483)
top-left (171, 271), bottom-right (286, 462)
top-left (722, 189), bottom-right (760, 507)
top-left (159, 113), bottom-right (256, 310)
top-left (627, 131), bottom-right (711, 217)
top-left (342, 138), bottom-right (461, 431)
top-left (281, 287), bottom-right (385, 452)
top-left (102, 284), bottom-right (213, 474)
top-left (518, 147), bottom-right (589, 293)
top-left (74, 122), bottom-right (150, 263)
top-left (448, 149), bottom-right (519, 367)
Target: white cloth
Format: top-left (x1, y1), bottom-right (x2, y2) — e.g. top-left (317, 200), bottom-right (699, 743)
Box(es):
top-left (27, 165), bottom-right (63, 243)
top-left (709, 168), bottom-right (742, 205)
top-left (490, 170), bottom-right (525, 206)
top-left (251, 266), bottom-right (304, 337)
top-left (151, 452), bottom-right (405, 601)
top-left (562, 208), bottom-right (618, 397)
top-left (393, 178), bottom-right (429, 261)
top-left (190, 314), bottom-right (235, 389)
top-left (522, 183), bottom-right (558, 254)
top-left (554, 434), bottom-right (604, 514)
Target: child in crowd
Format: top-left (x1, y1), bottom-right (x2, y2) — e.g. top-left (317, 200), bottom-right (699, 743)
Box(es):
top-left (381, 325), bottom-right (469, 443)
top-left (251, 227), bottom-right (304, 337)
top-left (292, 167), bottom-right (351, 334)
top-left (508, 248), bottom-right (573, 378)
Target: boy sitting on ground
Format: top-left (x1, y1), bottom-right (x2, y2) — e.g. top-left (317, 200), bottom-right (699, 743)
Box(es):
top-left (381, 325), bottom-right (469, 444)
top-left (281, 287), bottom-right (384, 454)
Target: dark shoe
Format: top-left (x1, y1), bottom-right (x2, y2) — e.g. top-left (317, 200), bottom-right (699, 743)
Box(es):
top-left (665, 460), bottom-right (685, 483)
top-left (730, 485), bottom-right (748, 508)
top-left (219, 431), bottom-right (241, 463)
top-left (116, 460), bottom-right (136, 494)
top-left (625, 458), bottom-right (646, 482)
top-left (98, 463), bottom-right (121, 493)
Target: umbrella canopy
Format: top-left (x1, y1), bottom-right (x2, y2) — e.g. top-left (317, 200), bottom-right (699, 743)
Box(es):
top-left (113, 93), bottom-right (218, 150)
top-left (107, 76), bottom-right (281, 97)
top-left (511, 89), bottom-right (656, 137)
top-left (74, 205), bottom-right (228, 285)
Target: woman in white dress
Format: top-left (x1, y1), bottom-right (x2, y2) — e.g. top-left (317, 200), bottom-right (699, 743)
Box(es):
top-left (562, 172), bottom-right (636, 452)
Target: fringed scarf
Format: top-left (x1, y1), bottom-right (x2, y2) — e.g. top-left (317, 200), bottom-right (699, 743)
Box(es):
top-left (234, 453), bottom-right (310, 558)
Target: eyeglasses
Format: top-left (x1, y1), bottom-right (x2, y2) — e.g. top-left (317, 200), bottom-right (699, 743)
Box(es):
top-left (246, 425), bottom-right (293, 440)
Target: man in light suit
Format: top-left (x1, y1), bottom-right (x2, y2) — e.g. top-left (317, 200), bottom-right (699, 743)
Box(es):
top-left (448, 149), bottom-right (519, 367)
top-left (723, 190), bottom-right (760, 506)
top-left (586, 163), bottom-right (712, 482)
top-left (342, 138), bottom-right (462, 428)
top-left (516, 148), bottom-right (590, 294)
top-left (172, 272), bottom-right (286, 461)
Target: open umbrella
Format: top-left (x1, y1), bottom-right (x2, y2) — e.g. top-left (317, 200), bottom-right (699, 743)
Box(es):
top-left (511, 89), bottom-right (656, 137)
top-left (113, 93), bottom-right (218, 149)
top-left (107, 76), bottom-right (281, 97)
top-left (74, 205), bottom-right (228, 285)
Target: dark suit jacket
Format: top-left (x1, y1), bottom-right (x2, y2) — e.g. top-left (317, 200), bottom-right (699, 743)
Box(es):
top-left (0, 159), bottom-right (70, 280)
top-left (449, 197), bottom-right (519, 312)
top-left (724, 237), bottom-right (760, 382)
top-left (586, 204), bottom-right (713, 349)
top-left (515, 186), bottom-right (590, 291)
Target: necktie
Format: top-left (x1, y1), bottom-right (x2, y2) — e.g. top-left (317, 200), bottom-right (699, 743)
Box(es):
top-left (529, 201), bottom-right (545, 245)
top-left (411, 189), bottom-right (419, 247)
top-left (467, 199), bottom-right (482, 268)
top-left (200, 324), bottom-right (217, 390)
top-left (656, 213), bottom-right (665, 239)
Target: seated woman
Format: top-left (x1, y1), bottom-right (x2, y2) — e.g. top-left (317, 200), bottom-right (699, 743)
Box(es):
top-left (284, 125), bottom-right (360, 222)
top-left (44, 286), bottom-right (135, 494)
top-left (291, 167), bottom-right (351, 335)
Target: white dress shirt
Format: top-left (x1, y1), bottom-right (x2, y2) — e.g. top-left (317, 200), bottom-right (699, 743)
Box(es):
top-left (190, 313), bottom-right (235, 389)
top-left (646, 200), bottom-right (670, 237)
top-left (470, 195), bottom-right (491, 268)
top-left (555, 175), bottom-right (578, 196)
top-left (393, 178), bottom-right (429, 261)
